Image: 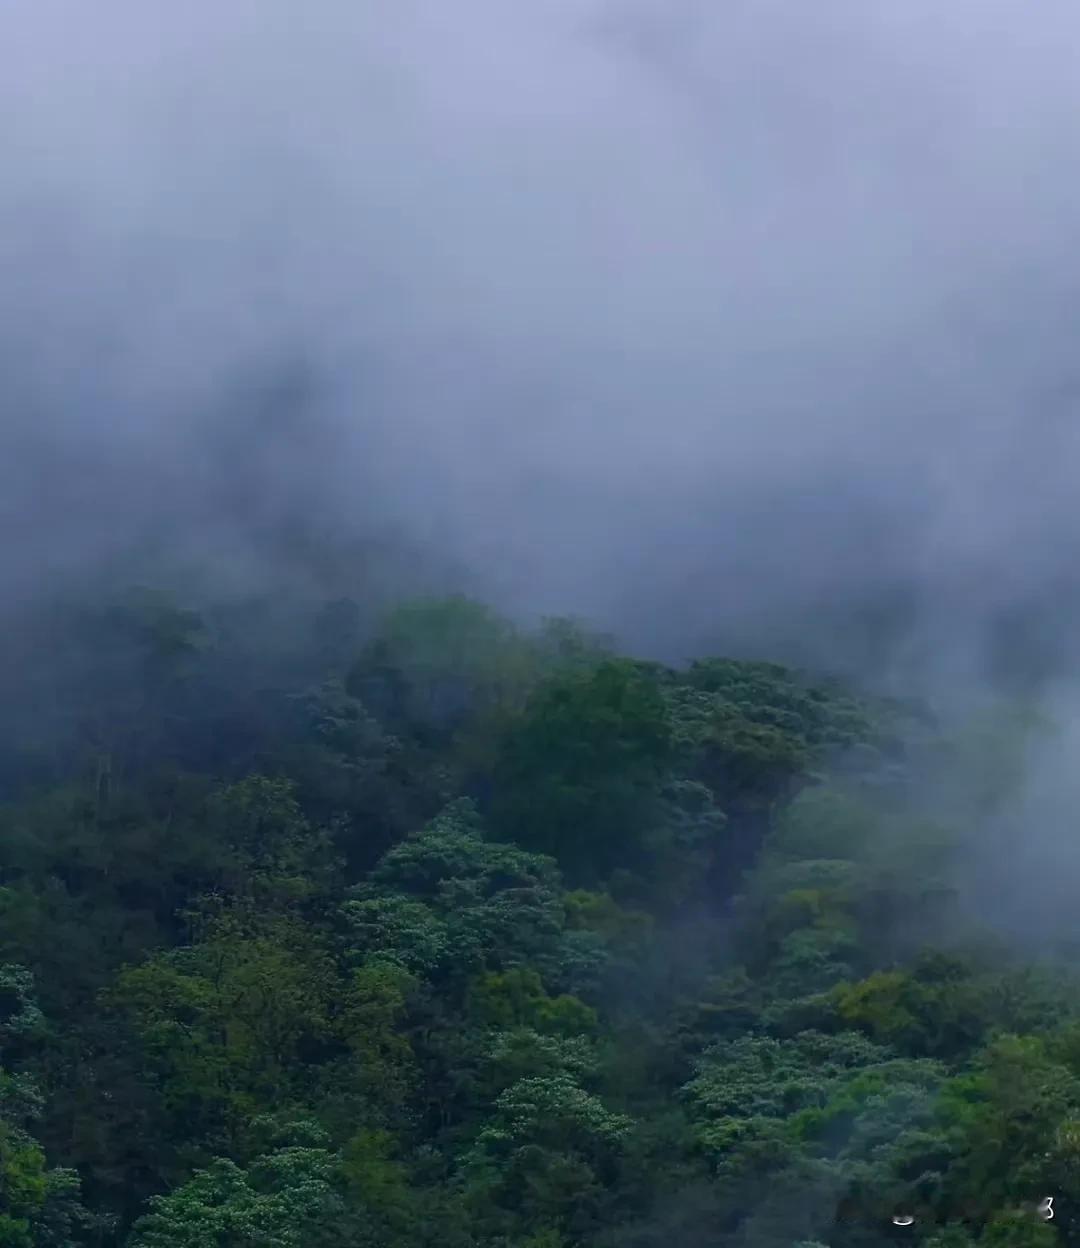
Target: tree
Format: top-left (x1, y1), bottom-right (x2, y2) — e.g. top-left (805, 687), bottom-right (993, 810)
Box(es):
top-left (492, 660), bottom-right (673, 883)
top-left (0, 967), bottom-right (98, 1248)
top-left (110, 909), bottom-right (347, 1156)
top-left (353, 799), bottom-right (567, 982)
top-left (201, 775), bottom-right (339, 908)
top-left (127, 1143), bottom-right (348, 1248)
top-left (462, 1072), bottom-right (633, 1241)
top-left (346, 597), bottom-right (529, 745)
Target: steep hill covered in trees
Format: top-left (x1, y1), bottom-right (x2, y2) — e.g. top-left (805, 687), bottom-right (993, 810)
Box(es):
top-left (0, 590), bottom-right (1075, 1246)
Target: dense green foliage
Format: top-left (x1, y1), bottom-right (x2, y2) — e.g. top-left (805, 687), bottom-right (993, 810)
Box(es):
top-left (0, 589), bottom-right (1074, 1244)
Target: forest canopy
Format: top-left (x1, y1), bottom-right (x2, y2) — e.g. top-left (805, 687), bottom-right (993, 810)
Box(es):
top-left (0, 590), bottom-right (1073, 1247)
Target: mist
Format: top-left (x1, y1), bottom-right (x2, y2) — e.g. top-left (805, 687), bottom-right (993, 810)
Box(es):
top-left (10, 12), bottom-right (1080, 1241)
top-left (5, 0), bottom-right (1080, 687)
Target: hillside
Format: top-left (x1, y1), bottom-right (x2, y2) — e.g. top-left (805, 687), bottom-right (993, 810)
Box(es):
top-left (0, 590), bottom-right (1073, 1247)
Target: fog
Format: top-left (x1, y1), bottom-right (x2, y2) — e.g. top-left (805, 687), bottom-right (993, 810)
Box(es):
top-left (8, 14), bottom-right (1080, 1241)
top-left (5, 0), bottom-right (1080, 687)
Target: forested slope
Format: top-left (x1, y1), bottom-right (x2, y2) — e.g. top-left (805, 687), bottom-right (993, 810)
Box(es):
top-left (0, 590), bottom-right (1075, 1246)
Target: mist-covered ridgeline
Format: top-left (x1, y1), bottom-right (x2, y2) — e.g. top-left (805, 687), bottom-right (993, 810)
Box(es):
top-left (6, 3), bottom-right (1080, 1246)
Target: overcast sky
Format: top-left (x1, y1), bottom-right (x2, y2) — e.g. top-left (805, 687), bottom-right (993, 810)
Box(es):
top-left (5, 0), bottom-right (1080, 684)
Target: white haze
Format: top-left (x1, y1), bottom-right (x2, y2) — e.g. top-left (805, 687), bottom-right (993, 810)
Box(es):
top-left (4, 0), bottom-right (1080, 689)
top-left (9, 19), bottom-right (1080, 1245)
